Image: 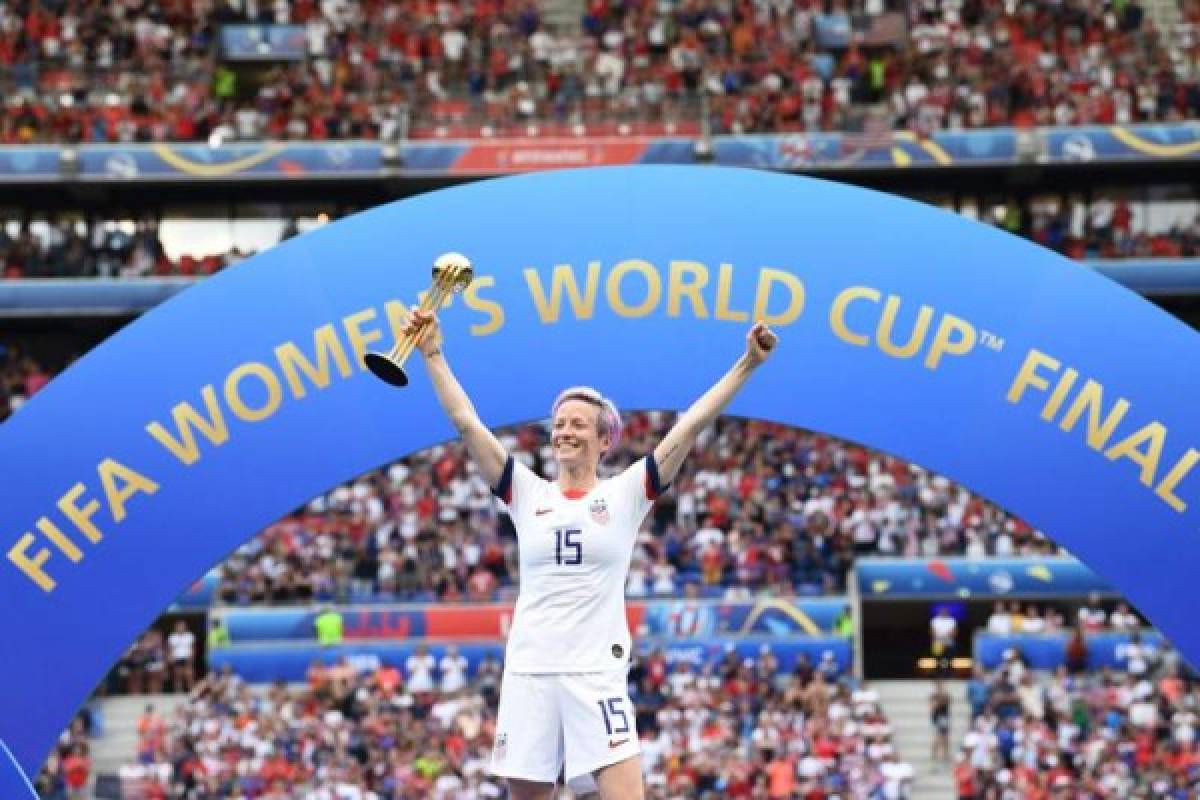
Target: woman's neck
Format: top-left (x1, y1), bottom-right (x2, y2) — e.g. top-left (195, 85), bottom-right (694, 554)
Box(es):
top-left (558, 463), bottom-right (597, 495)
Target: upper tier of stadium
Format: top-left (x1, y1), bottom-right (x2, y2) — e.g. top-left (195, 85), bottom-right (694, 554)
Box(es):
top-left (0, 0), bottom-right (1196, 143)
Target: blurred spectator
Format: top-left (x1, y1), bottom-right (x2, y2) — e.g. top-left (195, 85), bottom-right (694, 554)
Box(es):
top-left (1118, 629), bottom-right (1159, 679)
top-left (206, 612), bottom-right (230, 650)
top-left (143, 629), bottom-right (166, 694)
top-left (836, 605), bottom-right (855, 638)
top-left (314, 605), bottom-right (344, 645)
top-left (1065, 625), bottom-right (1090, 675)
top-left (930, 680), bottom-right (951, 764)
top-left (1110, 601), bottom-right (1141, 631)
top-left (60, 744), bottom-right (90, 800)
top-left (1019, 604), bottom-right (1046, 635)
top-left (987, 601), bottom-right (1013, 636)
top-left (33, 714), bottom-right (91, 800)
top-left (1078, 591), bottom-right (1109, 633)
top-left (931, 606), bottom-right (958, 668)
top-left (407, 643), bottom-right (437, 694)
top-left (966, 666), bottom-right (991, 720)
top-left (440, 645), bottom-right (469, 694)
top-left (167, 620), bottom-right (196, 693)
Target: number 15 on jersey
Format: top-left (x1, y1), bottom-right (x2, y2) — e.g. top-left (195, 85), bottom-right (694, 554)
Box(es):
top-left (555, 528), bottom-right (582, 566)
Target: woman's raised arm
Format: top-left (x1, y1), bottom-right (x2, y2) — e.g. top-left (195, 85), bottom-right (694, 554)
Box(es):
top-left (408, 308), bottom-right (508, 487)
top-left (653, 322), bottom-right (779, 485)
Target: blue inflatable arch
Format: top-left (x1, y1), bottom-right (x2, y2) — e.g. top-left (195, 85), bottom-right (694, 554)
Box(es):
top-left (2, 166), bottom-right (1199, 789)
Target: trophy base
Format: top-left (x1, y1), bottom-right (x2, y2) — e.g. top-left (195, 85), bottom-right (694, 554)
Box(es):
top-left (364, 352), bottom-right (409, 387)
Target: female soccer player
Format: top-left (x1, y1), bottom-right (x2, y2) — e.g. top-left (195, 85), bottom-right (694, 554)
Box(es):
top-left (404, 308), bottom-right (778, 800)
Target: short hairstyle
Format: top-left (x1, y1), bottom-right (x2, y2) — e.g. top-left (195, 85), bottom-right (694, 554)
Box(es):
top-left (550, 386), bottom-right (623, 458)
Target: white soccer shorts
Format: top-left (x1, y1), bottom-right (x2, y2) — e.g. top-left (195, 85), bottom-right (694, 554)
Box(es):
top-left (490, 670), bottom-right (640, 786)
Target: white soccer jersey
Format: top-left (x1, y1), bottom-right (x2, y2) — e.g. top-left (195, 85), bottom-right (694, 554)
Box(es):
top-left (493, 454), bottom-right (666, 673)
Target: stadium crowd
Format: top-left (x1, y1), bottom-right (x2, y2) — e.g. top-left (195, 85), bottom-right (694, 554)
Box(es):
top-left (0, 215), bottom-right (274, 279)
top-left (952, 633), bottom-right (1196, 799)
top-left (0, 0), bottom-right (1191, 144)
top-left (34, 712), bottom-right (95, 800)
top-left (4, 328), bottom-right (1067, 603)
top-left (107, 650), bottom-right (911, 799)
top-left (992, 195), bottom-right (1200, 261)
top-left (205, 411), bottom-right (1055, 608)
top-left (0, 340), bottom-right (1082, 604)
top-left (35, 604), bottom-right (1173, 798)
top-left (983, 597), bottom-right (1147, 639)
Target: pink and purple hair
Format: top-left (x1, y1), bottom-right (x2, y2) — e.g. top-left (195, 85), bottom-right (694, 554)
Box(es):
top-left (551, 386), bottom-right (623, 458)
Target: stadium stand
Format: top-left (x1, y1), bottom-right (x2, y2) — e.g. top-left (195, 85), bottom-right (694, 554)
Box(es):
top-left (9, 2), bottom-right (1200, 797)
top-left (100, 652), bottom-right (910, 799)
top-left (195, 413), bottom-right (1059, 606)
top-left (0, 0), bottom-right (1191, 145)
top-left (954, 634), bottom-right (1193, 798)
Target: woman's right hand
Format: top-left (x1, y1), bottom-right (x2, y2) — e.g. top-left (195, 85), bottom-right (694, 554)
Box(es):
top-left (405, 307), bottom-right (444, 357)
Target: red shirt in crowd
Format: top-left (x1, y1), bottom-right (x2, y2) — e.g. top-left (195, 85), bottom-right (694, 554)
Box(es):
top-left (954, 761), bottom-right (976, 797)
top-left (62, 753), bottom-right (90, 789)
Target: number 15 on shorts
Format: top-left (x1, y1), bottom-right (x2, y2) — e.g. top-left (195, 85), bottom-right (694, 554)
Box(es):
top-left (598, 696), bottom-right (630, 745)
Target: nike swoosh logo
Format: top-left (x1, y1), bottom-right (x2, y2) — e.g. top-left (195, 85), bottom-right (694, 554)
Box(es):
top-left (536, 508), bottom-right (553, 516)
top-left (608, 739), bottom-right (630, 749)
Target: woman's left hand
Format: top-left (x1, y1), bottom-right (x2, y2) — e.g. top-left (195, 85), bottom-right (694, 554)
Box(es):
top-left (746, 321), bottom-right (778, 367)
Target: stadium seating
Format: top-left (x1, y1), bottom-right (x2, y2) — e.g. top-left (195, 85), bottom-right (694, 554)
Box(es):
top-left (0, 334), bottom-right (1065, 601)
top-left (955, 635), bottom-right (1193, 797)
top-left (177, 413), bottom-right (1053, 607)
top-left (10, 3), bottom-right (1200, 797)
top-left (0, 0), bottom-right (1189, 145)
top-left (106, 653), bottom-right (909, 799)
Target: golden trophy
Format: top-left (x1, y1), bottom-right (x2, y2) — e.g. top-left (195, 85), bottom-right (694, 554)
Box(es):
top-left (364, 252), bottom-right (474, 387)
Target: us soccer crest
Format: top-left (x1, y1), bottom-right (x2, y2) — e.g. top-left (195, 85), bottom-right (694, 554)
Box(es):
top-left (590, 497), bottom-right (610, 525)
top-left (495, 732), bottom-right (507, 761)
